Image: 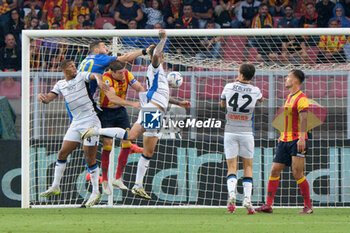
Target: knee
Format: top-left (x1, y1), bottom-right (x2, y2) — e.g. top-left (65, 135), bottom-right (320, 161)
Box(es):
top-left (103, 139), bottom-right (113, 147)
top-left (127, 135), bottom-right (137, 141)
top-left (270, 168), bottom-right (281, 178)
top-left (292, 168), bottom-right (304, 180)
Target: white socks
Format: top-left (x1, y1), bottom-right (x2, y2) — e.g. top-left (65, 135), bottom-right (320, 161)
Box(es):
top-left (99, 128), bottom-right (126, 139)
top-left (135, 155), bottom-right (151, 188)
top-left (226, 174), bottom-right (237, 195)
top-left (52, 160), bottom-right (66, 188)
top-left (89, 165), bottom-right (100, 194)
top-left (243, 178), bottom-right (253, 201)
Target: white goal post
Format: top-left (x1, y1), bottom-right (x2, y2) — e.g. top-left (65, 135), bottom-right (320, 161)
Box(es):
top-left (22, 28), bottom-right (350, 208)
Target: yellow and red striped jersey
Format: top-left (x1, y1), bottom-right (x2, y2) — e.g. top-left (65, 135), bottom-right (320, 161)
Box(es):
top-left (279, 90), bottom-right (309, 142)
top-left (100, 70), bottom-right (136, 108)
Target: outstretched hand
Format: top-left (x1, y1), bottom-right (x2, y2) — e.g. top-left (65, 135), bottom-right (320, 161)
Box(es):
top-left (179, 100), bottom-right (191, 108)
top-left (37, 93), bottom-right (48, 103)
top-left (159, 29), bottom-right (167, 40)
top-left (146, 44), bottom-right (155, 55)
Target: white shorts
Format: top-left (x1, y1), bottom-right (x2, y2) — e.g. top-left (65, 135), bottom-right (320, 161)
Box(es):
top-left (224, 132), bottom-right (254, 159)
top-left (136, 102), bottom-right (164, 138)
top-left (64, 116), bottom-right (101, 146)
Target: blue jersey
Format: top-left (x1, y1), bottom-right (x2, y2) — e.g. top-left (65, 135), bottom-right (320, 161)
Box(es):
top-left (77, 54), bottom-right (117, 94)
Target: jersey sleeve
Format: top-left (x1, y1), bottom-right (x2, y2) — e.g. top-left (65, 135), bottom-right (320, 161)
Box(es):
top-left (104, 55), bottom-right (116, 66)
top-left (80, 72), bottom-right (91, 82)
top-left (221, 84), bottom-right (228, 100)
top-left (256, 87), bottom-right (263, 100)
top-left (102, 74), bottom-right (112, 86)
top-left (128, 71), bottom-right (136, 85)
top-left (297, 97), bottom-right (309, 113)
top-left (50, 82), bottom-right (61, 95)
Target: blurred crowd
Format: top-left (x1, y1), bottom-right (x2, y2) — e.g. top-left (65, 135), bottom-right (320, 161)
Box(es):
top-left (1, 0), bottom-right (350, 73)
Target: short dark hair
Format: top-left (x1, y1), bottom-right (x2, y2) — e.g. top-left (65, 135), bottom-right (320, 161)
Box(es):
top-left (306, 2), bottom-right (315, 8)
top-left (89, 41), bottom-right (103, 53)
top-left (284, 5), bottom-right (293, 10)
top-left (259, 3), bottom-right (268, 9)
top-left (109, 60), bottom-right (125, 71)
top-left (53, 5), bottom-right (61, 11)
top-left (290, 69), bottom-right (305, 84)
top-left (60, 59), bottom-right (73, 69)
top-left (239, 63), bottom-right (255, 81)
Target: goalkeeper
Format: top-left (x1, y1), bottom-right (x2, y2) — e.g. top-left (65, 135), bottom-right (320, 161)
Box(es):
top-left (77, 40), bottom-right (154, 98)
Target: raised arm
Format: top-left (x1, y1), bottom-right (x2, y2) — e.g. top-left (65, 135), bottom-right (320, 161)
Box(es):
top-left (117, 44), bottom-right (154, 63)
top-left (37, 92), bottom-right (57, 104)
top-left (89, 72), bottom-right (103, 83)
top-left (152, 29), bottom-right (167, 68)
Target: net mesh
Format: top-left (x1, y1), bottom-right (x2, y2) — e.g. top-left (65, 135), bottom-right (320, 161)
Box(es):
top-left (26, 30), bottom-right (350, 207)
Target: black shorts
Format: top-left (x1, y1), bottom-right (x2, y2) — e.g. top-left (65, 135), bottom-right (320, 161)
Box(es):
top-left (273, 139), bottom-right (309, 166)
top-left (98, 107), bottom-right (131, 132)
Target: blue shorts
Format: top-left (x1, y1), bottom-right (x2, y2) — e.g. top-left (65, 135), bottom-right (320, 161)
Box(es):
top-left (273, 139), bottom-right (308, 166)
top-left (98, 107), bottom-right (131, 137)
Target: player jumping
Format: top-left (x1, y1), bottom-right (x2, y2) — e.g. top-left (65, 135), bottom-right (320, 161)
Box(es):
top-left (38, 60), bottom-right (104, 207)
top-left (78, 40), bottom-right (152, 194)
top-left (81, 29), bottom-right (190, 199)
top-left (220, 63), bottom-right (264, 214)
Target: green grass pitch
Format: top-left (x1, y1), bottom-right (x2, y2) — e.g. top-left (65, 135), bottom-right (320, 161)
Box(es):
top-left (0, 208), bottom-right (349, 233)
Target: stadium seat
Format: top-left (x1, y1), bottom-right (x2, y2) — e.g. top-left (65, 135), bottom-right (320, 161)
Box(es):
top-left (306, 47), bottom-right (319, 64)
top-left (0, 79), bottom-right (21, 99)
top-left (273, 17), bottom-right (282, 28)
top-left (131, 65), bottom-right (148, 72)
top-left (329, 76), bottom-right (347, 98)
top-left (94, 17), bottom-right (115, 29)
top-left (200, 76), bottom-right (226, 99)
top-left (253, 76), bottom-right (269, 98)
top-left (222, 36), bottom-right (247, 63)
top-left (304, 76), bottom-right (328, 98)
top-left (247, 47), bottom-right (258, 64)
top-left (177, 77), bottom-right (195, 99)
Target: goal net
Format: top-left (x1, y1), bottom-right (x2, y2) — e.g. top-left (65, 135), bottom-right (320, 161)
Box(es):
top-left (22, 29), bottom-right (350, 208)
